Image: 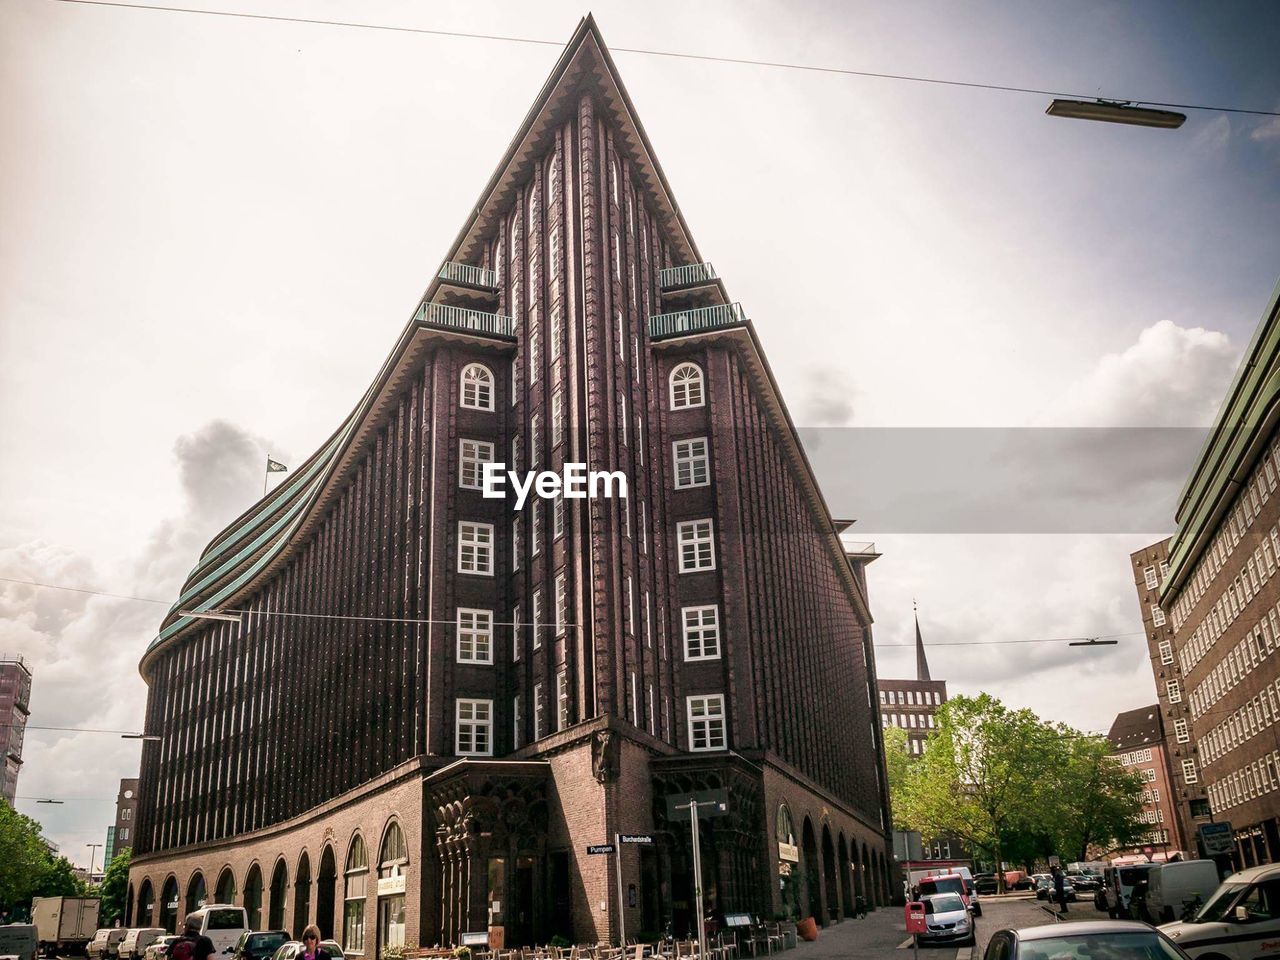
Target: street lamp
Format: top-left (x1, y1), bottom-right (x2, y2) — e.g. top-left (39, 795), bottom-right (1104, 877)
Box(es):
top-left (1046, 98), bottom-right (1186, 129)
top-left (86, 843), bottom-right (103, 880)
top-left (1069, 638), bottom-right (1119, 647)
top-left (121, 733), bottom-right (162, 742)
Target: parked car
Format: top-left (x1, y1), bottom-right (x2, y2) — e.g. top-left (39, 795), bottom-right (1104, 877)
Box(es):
top-left (231, 931), bottom-right (290, 960)
top-left (87, 929), bottom-right (127, 960)
top-left (118, 929), bottom-right (167, 960)
top-left (142, 936), bottom-right (180, 960)
top-left (1160, 862), bottom-right (1280, 958)
top-left (917, 872), bottom-right (981, 916)
top-left (1035, 877), bottom-right (1077, 902)
top-left (183, 906), bottom-right (247, 959)
top-left (269, 942), bottom-right (303, 960)
top-left (1146, 859), bottom-right (1221, 924)
top-left (318, 942), bottom-right (343, 959)
top-left (1066, 871), bottom-right (1101, 892)
top-left (974, 874), bottom-right (999, 895)
top-left (0, 924), bottom-right (39, 960)
top-left (1003, 870), bottom-right (1030, 891)
top-left (983, 920), bottom-right (1191, 959)
top-left (918, 893), bottom-right (975, 947)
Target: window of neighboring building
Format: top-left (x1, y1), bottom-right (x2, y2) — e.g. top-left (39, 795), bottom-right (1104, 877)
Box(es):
top-left (456, 609), bottom-right (494, 664)
top-left (459, 439), bottom-right (494, 490)
top-left (673, 438), bottom-right (710, 489)
top-left (553, 494), bottom-right (565, 539)
top-left (512, 517), bottom-right (522, 572)
top-left (534, 682), bottom-right (545, 740)
top-left (1182, 758), bottom-right (1199, 784)
top-left (1144, 566), bottom-right (1159, 590)
top-left (557, 669), bottom-right (570, 731)
top-left (677, 519), bottom-right (716, 572)
top-left (457, 522), bottom-right (494, 575)
top-left (1159, 640), bottom-right (1174, 665)
top-left (512, 604), bottom-right (522, 662)
top-left (343, 835), bottom-right (368, 953)
top-left (460, 363), bottom-right (494, 411)
top-left (513, 694), bottom-right (522, 749)
top-left (455, 699), bottom-right (493, 756)
top-left (532, 590), bottom-right (543, 650)
top-left (687, 694), bottom-right (726, 751)
top-left (682, 605), bottom-right (721, 660)
top-left (377, 823), bottom-right (407, 951)
top-left (552, 390), bottom-right (565, 447)
top-left (669, 362), bottom-right (705, 410)
top-left (1167, 678), bottom-right (1183, 703)
top-left (1151, 604), bottom-right (1167, 627)
top-left (555, 573), bottom-right (568, 636)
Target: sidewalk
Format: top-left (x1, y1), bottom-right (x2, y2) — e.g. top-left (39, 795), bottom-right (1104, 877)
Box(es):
top-left (788, 909), bottom-right (920, 960)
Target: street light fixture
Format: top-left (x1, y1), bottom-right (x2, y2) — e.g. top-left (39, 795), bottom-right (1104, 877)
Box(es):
top-left (86, 843), bottom-right (103, 880)
top-left (121, 733), bottom-right (163, 742)
top-left (1046, 98), bottom-right (1186, 129)
top-left (1069, 637), bottom-right (1120, 647)
top-left (33, 798), bottom-right (64, 804)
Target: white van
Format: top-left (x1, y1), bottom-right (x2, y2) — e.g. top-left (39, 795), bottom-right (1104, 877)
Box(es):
top-left (1147, 860), bottom-right (1222, 924)
top-left (87, 929), bottom-right (127, 960)
top-left (118, 929), bottom-right (168, 960)
top-left (1161, 862), bottom-right (1280, 958)
top-left (183, 907), bottom-right (247, 958)
top-left (1104, 862), bottom-right (1154, 918)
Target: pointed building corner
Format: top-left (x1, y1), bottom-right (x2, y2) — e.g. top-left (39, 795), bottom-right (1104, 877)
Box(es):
top-left (915, 608), bottom-right (932, 683)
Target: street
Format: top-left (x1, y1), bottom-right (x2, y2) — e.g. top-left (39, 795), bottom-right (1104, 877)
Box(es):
top-left (790, 893), bottom-right (1066, 960)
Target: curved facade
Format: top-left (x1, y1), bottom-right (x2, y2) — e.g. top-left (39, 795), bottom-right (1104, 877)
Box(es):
top-left (129, 17), bottom-right (892, 949)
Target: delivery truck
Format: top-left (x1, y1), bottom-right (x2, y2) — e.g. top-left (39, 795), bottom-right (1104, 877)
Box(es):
top-left (30, 897), bottom-right (100, 957)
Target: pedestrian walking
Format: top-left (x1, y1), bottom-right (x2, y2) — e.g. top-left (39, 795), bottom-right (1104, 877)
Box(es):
top-left (1051, 865), bottom-right (1069, 915)
top-left (168, 916), bottom-right (214, 960)
top-left (299, 926), bottom-right (329, 960)
top-left (855, 894), bottom-right (867, 919)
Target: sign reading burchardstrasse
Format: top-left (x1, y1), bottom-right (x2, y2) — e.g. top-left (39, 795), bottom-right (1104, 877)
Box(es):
top-left (619, 834), bottom-right (655, 844)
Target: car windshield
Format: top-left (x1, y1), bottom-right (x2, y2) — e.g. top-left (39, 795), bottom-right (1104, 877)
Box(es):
top-left (1118, 868), bottom-right (1149, 886)
top-left (922, 878), bottom-right (964, 895)
top-left (1017, 931), bottom-right (1184, 959)
top-left (250, 935), bottom-right (287, 951)
top-left (1192, 882), bottom-right (1249, 923)
top-left (925, 895), bottom-right (965, 914)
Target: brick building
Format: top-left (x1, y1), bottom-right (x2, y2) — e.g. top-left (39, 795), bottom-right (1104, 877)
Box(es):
top-left (878, 613), bottom-right (948, 758)
top-left (1129, 540), bottom-right (1210, 857)
top-left (0, 654), bottom-right (32, 805)
top-left (126, 18), bottom-right (893, 950)
top-left (1158, 279), bottom-right (1280, 869)
top-left (106, 778), bottom-right (140, 865)
top-left (1106, 705), bottom-right (1189, 859)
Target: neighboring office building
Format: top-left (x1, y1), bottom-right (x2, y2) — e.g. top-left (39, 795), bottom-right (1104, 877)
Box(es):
top-left (105, 778), bottom-right (140, 865)
top-left (1159, 279), bottom-right (1280, 869)
top-left (127, 17), bottom-right (893, 949)
top-left (1106, 705), bottom-right (1187, 859)
top-left (0, 654), bottom-right (32, 805)
top-left (1130, 540), bottom-right (1210, 857)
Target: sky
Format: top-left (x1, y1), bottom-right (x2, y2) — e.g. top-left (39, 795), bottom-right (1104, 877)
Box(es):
top-left (2, 0), bottom-right (1279, 862)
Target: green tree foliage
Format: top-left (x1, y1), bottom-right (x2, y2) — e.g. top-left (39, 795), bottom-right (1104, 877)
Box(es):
top-left (99, 849), bottom-right (133, 926)
top-left (893, 693), bottom-right (1148, 888)
top-left (0, 803), bottom-right (54, 914)
top-left (33, 856), bottom-right (90, 899)
top-left (882, 724), bottom-right (913, 828)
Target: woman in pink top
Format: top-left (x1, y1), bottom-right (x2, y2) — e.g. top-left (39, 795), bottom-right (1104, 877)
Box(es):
top-left (298, 927), bottom-right (328, 960)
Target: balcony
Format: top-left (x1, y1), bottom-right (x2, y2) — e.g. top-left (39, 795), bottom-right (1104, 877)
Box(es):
top-left (648, 302), bottom-right (747, 340)
top-left (438, 261), bottom-right (498, 289)
top-left (414, 301), bottom-right (514, 339)
top-left (659, 262), bottom-right (717, 289)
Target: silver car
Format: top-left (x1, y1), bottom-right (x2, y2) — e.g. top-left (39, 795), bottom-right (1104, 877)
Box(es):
top-left (919, 893), bottom-right (975, 946)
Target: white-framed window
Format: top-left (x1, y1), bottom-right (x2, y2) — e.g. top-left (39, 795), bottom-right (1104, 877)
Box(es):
top-left (552, 390), bottom-right (565, 447)
top-left (1159, 640), bottom-right (1174, 665)
top-left (557, 669), bottom-right (570, 731)
top-left (513, 694), bottom-right (522, 749)
top-left (1151, 604), bottom-right (1167, 627)
top-left (683, 605), bottom-right (721, 660)
top-left (455, 699), bottom-right (493, 756)
top-left (513, 604), bottom-right (522, 662)
top-left (1144, 566), bottom-right (1159, 590)
top-left (460, 363), bottom-right (495, 411)
top-left (456, 608), bottom-right (494, 664)
top-left (673, 437), bottom-right (710, 489)
top-left (1167, 678), bottom-right (1183, 703)
top-left (677, 519), bottom-right (717, 572)
top-left (528, 323), bottom-right (541, 384)
top-left (512, 517), bottom-right (522, 571)
top-left (458, 522), bottom-right (494, 575)
top-left (1182, 758), bottom-right (1199, 784)
top-left (1173, 717), bottom-right (1190, 744)
top-left (553, 494), bottom-right (565, 539)
top-left (620, 394), bottom-right (628, 445)
top-left (532, 502), bottom-right (542, 556)
top-left (534, 682), bottom-right (545, 740)
top-left (511, 434), bottom-right (521, 473)
top-left (670, 362), bottom-right (705, 409)
top-left (687, 694), bottom-right (726, 751)
top-left (555, 573), bottom-right (568, 636)
top-left (532, 590), bottom-right (543, 650)
top-left (459, 439), bottom-right (494, 490)
top-left (531, 413), bottom-right (541, 467)
top-left (640, 501), bottom-right (648, 553)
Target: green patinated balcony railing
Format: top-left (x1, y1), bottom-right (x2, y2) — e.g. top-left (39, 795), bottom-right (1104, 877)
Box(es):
top-left (438, 261), bottom-right (498, 288)
top-left (658, 262), bottom-right (717, 289)
top-left (648, 302), bottom-right (747, 340)
top-left (414, 301), bottom-right (514, 338)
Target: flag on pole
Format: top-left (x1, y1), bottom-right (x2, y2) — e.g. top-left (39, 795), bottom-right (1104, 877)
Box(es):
top-left (266, 458), bottom-right (288, 473)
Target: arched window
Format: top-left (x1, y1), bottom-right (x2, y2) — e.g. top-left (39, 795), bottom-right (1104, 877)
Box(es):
top-left (377, 822), bottom-right (407, 950)
top-left (268, 860), bottom-right (288, 930)
top-left (137, 879), bottom-right (155, 928)
top-left (160, 877), bottom-right (179, 933)
top-left (244, 864), bottom-right (263, 931)
top-left (460, 363), bottom-right (494, 412)
top-left (343, 835), bottom-right (368, 954)
top-left (215, 867), bottom-right (236, 905)
top-left (669, 362), bottom-right (705, 410)
top-left (295, 852), bottom-right (312, 935)
top-left (185, 871), bottom-right (206, 914)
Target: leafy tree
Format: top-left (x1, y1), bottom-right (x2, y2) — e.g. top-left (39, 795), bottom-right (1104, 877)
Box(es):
top-left (33, 856), bottom-right (90, 899)
top-left (100, 849), bottom-right (133, 925)
top-left (882, 724), bottom-right (914, 828)
top-left (1044, 728), bottom-right (1147, 862)
top-left (0, 803), bottom-right (57, 915)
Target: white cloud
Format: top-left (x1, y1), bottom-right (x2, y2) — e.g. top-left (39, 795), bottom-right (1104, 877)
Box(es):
top-left (1051, 319), bottom-right (1238, 427)
top-left (1251, 115), bottom-right (1280, 143)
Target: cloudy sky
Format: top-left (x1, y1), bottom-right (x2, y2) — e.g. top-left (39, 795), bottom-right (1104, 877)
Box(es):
top-left (2, 0), bottom-right (1279, 861)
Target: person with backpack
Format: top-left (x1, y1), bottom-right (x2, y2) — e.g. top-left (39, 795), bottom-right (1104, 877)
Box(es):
top-left (298, 926), bottom-right (329, 960)
top-left (170, 916), bottom-right (214, 960)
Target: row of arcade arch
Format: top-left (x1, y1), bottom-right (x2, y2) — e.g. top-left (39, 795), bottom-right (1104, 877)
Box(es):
top-left (127, 819), bottom-right (409, 953)
top-left (776, 803), bottom-right (892, 924)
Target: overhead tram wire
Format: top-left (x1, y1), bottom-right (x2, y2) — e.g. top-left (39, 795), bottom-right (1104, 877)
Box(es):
top-left (6, 575), bottom-right (1136, 646)
top-left (50, 0), bottom-right (1280, 119)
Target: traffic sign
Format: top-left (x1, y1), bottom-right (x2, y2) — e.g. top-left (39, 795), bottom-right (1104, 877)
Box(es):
top-left (619, 834), bottom-right (655, 844)
top-left (588, 843), bottom-right (616, 855)
top-left (666, 789), bottom-right (729, 821)
top-left (1199, 822), bottom-right (1234, 856)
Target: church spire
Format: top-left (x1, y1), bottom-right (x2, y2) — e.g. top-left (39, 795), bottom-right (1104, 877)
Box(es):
top-left (914, 600), bottom-right (932, 682)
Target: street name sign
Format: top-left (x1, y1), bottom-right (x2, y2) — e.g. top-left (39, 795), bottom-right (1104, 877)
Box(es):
top-left (1199, 821), bottom-right (1234, 855)
top-left (619, 834), bottom-right (655, 844)
top-left (587, 843), bottom-right (616, 855)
